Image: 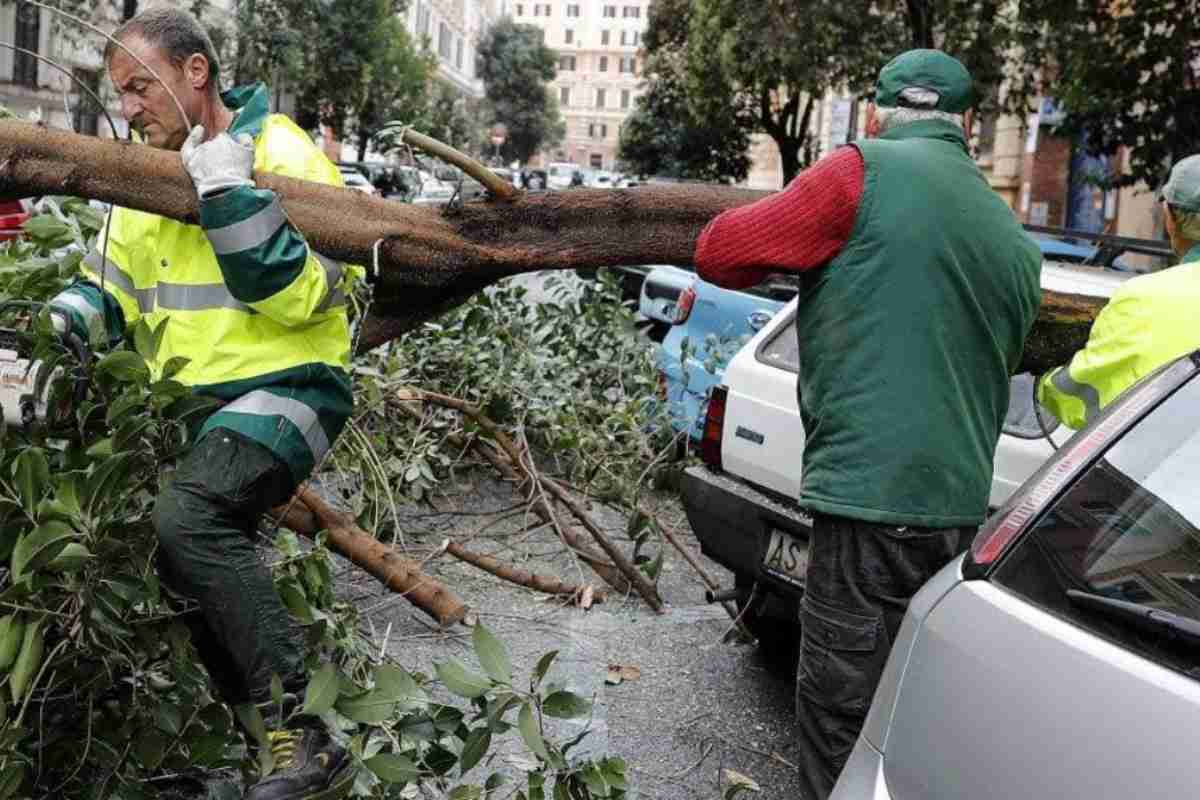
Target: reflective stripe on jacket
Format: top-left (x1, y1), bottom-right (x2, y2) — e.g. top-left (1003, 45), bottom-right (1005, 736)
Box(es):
top-left (1038, 246), bottom-right (1200, 430)
top-left (50, 83), bottom-right (355, 480)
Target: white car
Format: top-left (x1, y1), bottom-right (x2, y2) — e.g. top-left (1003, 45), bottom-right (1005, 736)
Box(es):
top-left (680, 262), bottom-right (1130, 654)
top-left (546, 162), bottom-right (580, 191)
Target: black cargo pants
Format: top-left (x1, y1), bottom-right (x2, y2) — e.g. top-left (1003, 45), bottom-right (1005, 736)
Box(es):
top-left (152, 427), bottom-right (306, 705)
top-left (795, 513), bottom-right (970, 800)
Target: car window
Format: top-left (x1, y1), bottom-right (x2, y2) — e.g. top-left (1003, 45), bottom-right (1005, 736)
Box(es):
top-left (755, 310), bottom-right (799, 373)
top-left (993, 373), bottom-right (1200, 676)
top-left (1003, 373), bottom-right (1060, 439)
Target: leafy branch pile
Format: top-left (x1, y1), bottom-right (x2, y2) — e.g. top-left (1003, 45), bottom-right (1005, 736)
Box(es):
top-left (0, 199), bottom-right (634, 799)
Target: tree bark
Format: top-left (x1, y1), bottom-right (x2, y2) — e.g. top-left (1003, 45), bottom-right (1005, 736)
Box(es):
top-left (271, 488), bottom-right (471, 627)
top-left (443, 540), bottom-right (606, 603)
top-left (0, 118), bottom-right (1102, 370)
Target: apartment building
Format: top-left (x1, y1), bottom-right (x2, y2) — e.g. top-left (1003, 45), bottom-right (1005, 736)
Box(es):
top-left (0, 2), bottom-right (238, 139)
top-left (503, 0), bottom-right (648, 170)
top-left (405, 0), bottom-right (505, 99)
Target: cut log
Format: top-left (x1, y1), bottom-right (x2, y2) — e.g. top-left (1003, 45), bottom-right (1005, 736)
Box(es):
top-left (271, 488), bottom-right (470, 627)
top-left (442, 539), bottom-right (606, 604)
top-left (0, 119), bottom-right (1103, 368)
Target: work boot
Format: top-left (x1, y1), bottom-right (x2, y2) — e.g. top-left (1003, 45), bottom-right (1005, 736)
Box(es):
top-left (243, 718), bottom-right (355, 800)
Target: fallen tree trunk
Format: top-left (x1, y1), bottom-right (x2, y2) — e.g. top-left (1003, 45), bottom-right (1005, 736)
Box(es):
top-left (271, 487), bottom-right (470, 627)
top-left (0, 118), bottom-right (1100, 369)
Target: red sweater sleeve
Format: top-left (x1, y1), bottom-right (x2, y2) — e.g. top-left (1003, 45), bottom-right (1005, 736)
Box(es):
top-left (694, 146), bottom-right (865, 289)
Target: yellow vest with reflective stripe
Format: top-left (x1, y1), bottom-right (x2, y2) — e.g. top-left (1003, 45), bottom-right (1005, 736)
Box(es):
top-left (1038, 250), bottom-right (1200, 429)
top-left (81, 114), bottom-right (352, 387)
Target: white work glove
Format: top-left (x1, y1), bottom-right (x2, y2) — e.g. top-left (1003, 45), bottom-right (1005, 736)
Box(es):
top-left (181, 124), bottom-right (255, 198)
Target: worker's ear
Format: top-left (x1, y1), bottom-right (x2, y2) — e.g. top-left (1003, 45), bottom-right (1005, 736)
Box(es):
top-left (184, 53), bottom-right (211, 92)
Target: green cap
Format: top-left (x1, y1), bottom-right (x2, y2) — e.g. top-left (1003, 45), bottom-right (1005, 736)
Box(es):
top-left (875, 49), bottom-right (975, 114)
top-left (1161, 155), bottom-right (1200, 212)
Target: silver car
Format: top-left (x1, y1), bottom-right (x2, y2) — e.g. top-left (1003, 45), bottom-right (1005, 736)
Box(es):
top-left (832, 353), bottom-right (1200, 800)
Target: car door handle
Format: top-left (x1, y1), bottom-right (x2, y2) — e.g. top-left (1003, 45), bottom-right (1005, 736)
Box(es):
top-left (748, 310), bottom-right (773, 331)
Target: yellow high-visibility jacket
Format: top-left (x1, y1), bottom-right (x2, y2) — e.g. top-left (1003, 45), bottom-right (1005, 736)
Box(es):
top-left (1038, 245), bottom-right (1200, 430)
top-left (51, 83), bottom-right (356, 480)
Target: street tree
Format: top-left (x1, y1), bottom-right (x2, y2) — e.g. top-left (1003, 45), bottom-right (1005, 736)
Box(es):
top-left (682, 0), bottom-right (1012, 184)
top-left (349, 16), bottom-right (434, 161)
top-left (1005, 0), bottom-right (1200, 190)
top-left (618, 0), bottom-right (752, 183)
top-left (475, 18), bottom-right (564, 164)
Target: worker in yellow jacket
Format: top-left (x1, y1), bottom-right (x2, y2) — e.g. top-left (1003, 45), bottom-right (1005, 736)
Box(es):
top-left (49, 9), bottom-right (355, 800)
top-left (1039, 154), bottom-right (1200, 429)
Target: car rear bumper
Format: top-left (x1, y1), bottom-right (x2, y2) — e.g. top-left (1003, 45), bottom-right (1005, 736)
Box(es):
top-left (681, 465), bottom-right (812, 588)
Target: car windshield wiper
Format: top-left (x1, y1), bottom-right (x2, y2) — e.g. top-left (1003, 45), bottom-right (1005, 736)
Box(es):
top-left (1067, 589), bottom-right (1200, 648)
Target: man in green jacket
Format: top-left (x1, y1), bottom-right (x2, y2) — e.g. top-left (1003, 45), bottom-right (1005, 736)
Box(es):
top-left (1039, 155), bottom-right (1200, 428)
top-left (694, 50), bottom-right (1042, 799)
top-left (49, 9), bottom-right (355, 800)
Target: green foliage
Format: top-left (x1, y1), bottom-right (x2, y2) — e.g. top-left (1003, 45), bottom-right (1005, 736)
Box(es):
top-left (0, 202), bottom-right (622, 798)
top-left (1006, 0), bottom-right (1199, 190)
top-left (349, 16), bottom-right (437, 161)
top-left (475, 19), bottom-right (566, 163)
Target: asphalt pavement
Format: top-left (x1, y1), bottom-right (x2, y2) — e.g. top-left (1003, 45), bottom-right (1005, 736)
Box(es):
top-left (333, 468), bottom-right (806, 800)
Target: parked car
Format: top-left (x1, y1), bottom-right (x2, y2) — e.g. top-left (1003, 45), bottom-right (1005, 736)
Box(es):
top-left (653, 228), bottom-right (1173, 443)
top-left (546, 162), bottom-right (579, 191)
top-left (523, 169), bottom-right (548, 192)
top-left (338, 168), bottom-right (378, 196)
top-left (409, 180), bottom-right (457, 207)
top-left (588, 171), bottom-right (616, 188)
top-left (831, 352), bottom-right (1200, 800)
top-left (680, 260), bottom-right (1130, 654)
top-left (0, 200), bottom-right (31, 242)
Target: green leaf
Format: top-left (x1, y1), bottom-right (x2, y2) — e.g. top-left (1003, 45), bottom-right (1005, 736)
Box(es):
top-left (22, 215), bottom-right (69, 242)
top-left (335, 688), bottom-right (396, 724)
top-left (96, 350), bottom-right (149, 384)
top-left (160, 356), bottom-right (190, 379)
top-left (45, 542), bottom-right (91, 573)
top-left (459, 727), bottom-right (492, 774)
top-left (0, 761), bottom-right (24, 800)
top-left (373, 663), bottom-right (423, 703)
top-left (472, 622), bottom-right (512, 684)
top-left (435, 658), bottom-right (492, 699)
top-left (85, 437), bottom-right (113, 459)
top-left (234, 703), bottom-right (267, 747)
top-left (517, 702), bottom-right (549, 762)
top-left (541, 691), bottom-right (592, 720)
top-left (364, 753), bottom-right (420, 784)
top-left (450, 787), bottom-right (483, 800)
top-left (531, 650), bottom-right (557, 689)
top-left (11, 519), bottom-right (75, 580)
top-left (12, 447), bottom-right (50, 514)
top-left (301, 663), bottom-right (339, 716)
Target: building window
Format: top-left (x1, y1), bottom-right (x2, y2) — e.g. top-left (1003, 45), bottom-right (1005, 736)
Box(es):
top-left (598, 56), bottom-right (608, 72)
top-left (566, 3), bottom-right (581, 16)
top-left (72, 68), bottom-right (100, 136)
top-left (559, 55), bottom-right (576, 71)
top-left (564, 29), bottom-right (573, 44)
top-left (601, 29), bottom-right (611, 45)
top-left (633, 31), bottom-right (640, 46)
top-left (515, 3), bottom-right (523, 14)
top-left (455, 38), bottom-right (463, 70)
top-left (417, 3), bottom-right (432, 35)
top-left (623, 5), bottom-right (641, 18)
top-left (590, 153), bottom-right (604, 169)
top-left (603, 5), bottom-right (617, 17)
top-left (438, 22), bottom-right (452, 58)
top-left (620, 89), bottom-right (631, 109)
top-left (13, 4), bottom-right (40, 88)
top-left (588, 123), bottom-right (608, 139)
top-left (560, 86), bottom-right (571, 106)
top-left (533, 3), bottom-right (550, 16)
top-left (596, 88), bottom-right (606, 109)
top-left (620, 30), bottom-right (626, 45)
top-left (619, 56), bottom-right (637, 73)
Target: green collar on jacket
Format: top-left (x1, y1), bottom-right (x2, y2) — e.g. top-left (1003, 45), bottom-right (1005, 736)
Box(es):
top-left (1183, 243), bottom-right (1200, 264)
top-left (877, 118), bottom-right (969, 154)
top-left (222, 82), bottom-right (271, 138)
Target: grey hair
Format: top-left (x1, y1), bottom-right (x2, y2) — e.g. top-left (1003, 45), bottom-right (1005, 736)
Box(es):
top-left (875, 105), bottom-right (963, 133)
top-left (105, 8), bottom-right (220, 88)
top-left (1171, 207), bottom-right (1200, 240)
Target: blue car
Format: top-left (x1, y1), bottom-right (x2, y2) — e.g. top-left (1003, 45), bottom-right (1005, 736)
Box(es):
top-left (648, 228), bottom-right (1171, 440)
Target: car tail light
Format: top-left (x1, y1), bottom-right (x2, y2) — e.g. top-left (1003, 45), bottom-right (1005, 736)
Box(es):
top-left (674, 286), bottom-right (697, 325)
top-left (700, 385), bottom-right (728, 470)
top-left (968, 362), bottom-right (1190, 570)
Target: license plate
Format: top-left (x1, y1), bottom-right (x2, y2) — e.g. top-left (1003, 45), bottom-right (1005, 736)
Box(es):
top-left (761, 529), bottom-right (809, 588)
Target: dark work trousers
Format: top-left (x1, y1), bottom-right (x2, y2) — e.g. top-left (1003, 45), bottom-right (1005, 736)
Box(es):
top-left (152, 427), bottom-right (305, 705)
top-left (794, 513), bottom-right (969, 800)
